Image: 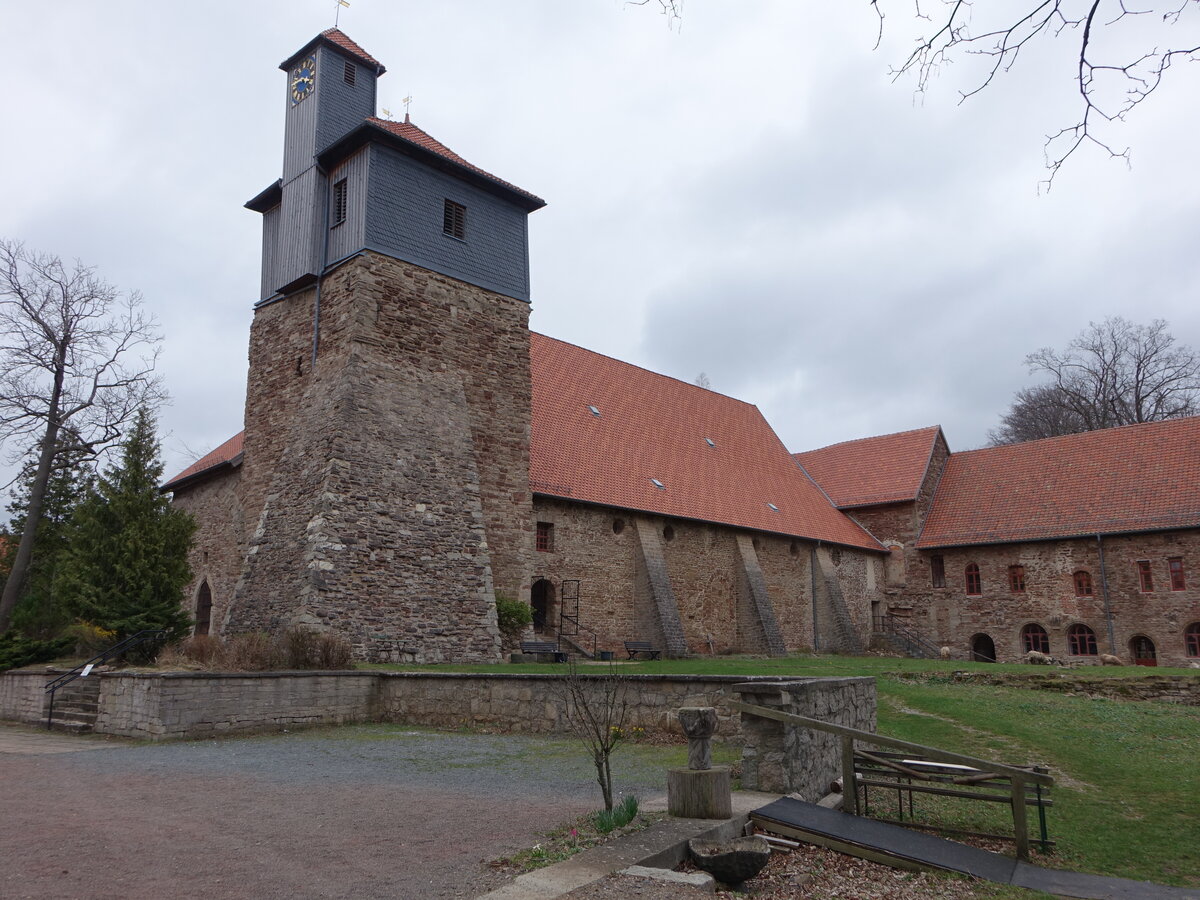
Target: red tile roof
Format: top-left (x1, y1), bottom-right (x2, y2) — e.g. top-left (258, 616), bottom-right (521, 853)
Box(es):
top-left (917, 417), bottom-right (1200, 547)
top-left (367, 117), bottom-right (544, 206)
top-left (319, 28), bottom-right (384, 71)
top-left (529, 334), bottom-right (882, 549)
top-left (163, 433), bottom-right (243, 490)
top-left (794, 426), bottom-right (943, 508)
top-left (167, 339), bottom-right (881, 550)
top-left (280, 29), bottom-right (386, 75)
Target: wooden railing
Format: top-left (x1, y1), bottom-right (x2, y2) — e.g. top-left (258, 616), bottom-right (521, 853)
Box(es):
top-left (730, 700), bottom-right (1054, 859)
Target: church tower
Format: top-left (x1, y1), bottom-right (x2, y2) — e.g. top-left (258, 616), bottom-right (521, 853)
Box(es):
top-left (229, 30), bottom-right (545, 662)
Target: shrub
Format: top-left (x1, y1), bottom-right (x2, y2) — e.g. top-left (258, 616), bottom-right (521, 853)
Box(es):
top-left (154, 630), bottom-right (353, 672)
top-left (282, 628), bottom-right (353, 669)
top-left (0, 631), bottom-right (73, 672)
top-left (62, 621), bottom-right (118, 657)
top-left (495, 592), bottom-right (532, 633)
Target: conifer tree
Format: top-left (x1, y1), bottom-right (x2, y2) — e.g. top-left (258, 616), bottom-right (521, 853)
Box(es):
top-left (3, 450), bottom-right (93, 638)
top-left (56, 409), bottom-right (195, 645)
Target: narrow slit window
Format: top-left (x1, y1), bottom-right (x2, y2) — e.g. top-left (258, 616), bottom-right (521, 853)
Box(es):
top-left (1169, 557), bottom-right (1186, 591)
top-left (964, 563), bottom-right (981, 596)
top-left (343, 60), bottom-right (357, 85)
top-left (1073, 569), bottom-right (1093, 596)
top-left (443, 199), bottom-right (467, 240)
top-left (332, 179), bottom-right (348, 227)
top-left (1008, 565), bottom-right (1026, 593)
top-left (1137, 560), bottom-right (1154, 592)
top-left (930, 555), bottom-right (945, 588)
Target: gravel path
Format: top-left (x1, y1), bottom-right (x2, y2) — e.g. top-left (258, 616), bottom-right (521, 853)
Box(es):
top-left (0, 723), bottom-right (672, 900)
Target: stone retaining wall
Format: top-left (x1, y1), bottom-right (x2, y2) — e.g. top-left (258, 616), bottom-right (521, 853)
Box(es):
top-left (896, 671), bottom-right (1200, 705)
top-left (0, 669), bottom-right (869, 742)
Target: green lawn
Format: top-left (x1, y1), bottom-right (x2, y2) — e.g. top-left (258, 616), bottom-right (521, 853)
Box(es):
top-left (365, 653), bottom-right (1200, 888)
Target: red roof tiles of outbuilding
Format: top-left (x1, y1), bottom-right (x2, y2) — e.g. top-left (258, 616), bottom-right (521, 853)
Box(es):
top-left (793, 426), bottom-right (943, 509)
top-left (917, 417), bottom-right (1200, 547)
top-left (529, 333), bottom-right (882, 550)
top-left (162, 432), bottom-right (244, 490)
top-left (367, 117), bottom-right (544, 206)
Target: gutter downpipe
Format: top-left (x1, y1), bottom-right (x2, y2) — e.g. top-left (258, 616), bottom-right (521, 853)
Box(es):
top-left (312, 163), bottom-right (331, 370)
top-left (811, 541), bottom-right (822, 651)
top-left (1096, 533), bottom-right (1116, 653)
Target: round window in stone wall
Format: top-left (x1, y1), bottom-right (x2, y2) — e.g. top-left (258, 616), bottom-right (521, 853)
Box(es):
top-left (612, 518), bottom-right (625, 535)
top-left (663, 524), bottom-right (675, 542)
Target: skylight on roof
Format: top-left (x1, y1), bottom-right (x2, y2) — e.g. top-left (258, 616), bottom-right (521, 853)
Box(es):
top-left (704, 438), bottom-right (716, 448)
top-left (767, 502), bottom-right (779, 512)
top-left (650, 478), bottom-right (665, 490)
top-left (587, 405), bottom-right (601, 417)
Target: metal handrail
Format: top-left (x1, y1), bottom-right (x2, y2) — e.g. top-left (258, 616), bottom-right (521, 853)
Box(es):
top-left (873, 614), bottom-right (940, 659)
top-left (44, 629), bottom-right (167, 729)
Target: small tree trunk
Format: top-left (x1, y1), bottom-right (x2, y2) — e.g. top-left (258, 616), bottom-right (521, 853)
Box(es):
top-left (0, 417), bottom-right (61, 632)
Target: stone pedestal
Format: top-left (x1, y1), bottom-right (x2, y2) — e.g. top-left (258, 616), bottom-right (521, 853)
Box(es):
top-left (667, 765), bottom-right (732, 819)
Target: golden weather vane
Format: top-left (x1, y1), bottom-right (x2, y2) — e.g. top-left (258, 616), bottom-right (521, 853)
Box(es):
top-left (334, 0), bottom-right (350, 28)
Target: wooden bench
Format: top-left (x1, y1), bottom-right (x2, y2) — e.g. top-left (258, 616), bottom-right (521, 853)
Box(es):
top-left (624, 640), bottom-right (661, 660)
top-left (520, 641), bottom-right (567, 662)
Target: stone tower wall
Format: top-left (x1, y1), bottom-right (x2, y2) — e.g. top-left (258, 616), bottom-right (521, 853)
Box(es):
top-left (228, 251), bottom-right (532, 662)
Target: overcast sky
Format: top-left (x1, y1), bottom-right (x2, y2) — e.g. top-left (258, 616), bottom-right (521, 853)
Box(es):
top-left (2, 0), bottom-right (1198, 487)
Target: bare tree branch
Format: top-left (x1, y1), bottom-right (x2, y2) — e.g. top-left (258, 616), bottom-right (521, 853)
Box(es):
top-left (876, 1), bottom-right (1200, 187)
top-left (0, 239), bottom-right (165, 632)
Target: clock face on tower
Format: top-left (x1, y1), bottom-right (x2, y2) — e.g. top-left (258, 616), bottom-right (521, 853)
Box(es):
top-left (291, 57), bottom-right (316, 104)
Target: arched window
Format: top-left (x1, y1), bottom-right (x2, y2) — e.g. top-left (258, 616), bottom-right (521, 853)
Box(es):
top-left (1073, 570), bottom-right (1093, 596)
top-left (1185, 623), bottom-right (1200, 658)
top-left (195, 581), bottom-right (213, 636)
top-left (1067, 624), bottom-right (1097, 656)
top-left (1021, 623), bottom-right (1049, 655)
top-left (964, 563), bottom-right (981, 595)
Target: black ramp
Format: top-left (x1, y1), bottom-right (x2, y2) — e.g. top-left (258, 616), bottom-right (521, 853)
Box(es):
top-left (752, 796), bottom-right (1019, 884)
top-left (1012, 863), bottom-right (1200, 900)
top-left (752, 798), bottom-right (1200, 900)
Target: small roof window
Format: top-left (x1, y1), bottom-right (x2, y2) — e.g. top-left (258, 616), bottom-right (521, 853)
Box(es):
top-left (767, 502), bottom-right (779, 512)
top-left (587, 405), bottom-right (601, 417)
top-left (704, 437), bottom-right (716, 448)
top-left (650, 478), bottom-right (665, 489)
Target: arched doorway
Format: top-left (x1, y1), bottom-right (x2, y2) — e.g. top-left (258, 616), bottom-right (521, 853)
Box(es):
top-left (1129, 635), bottom-right (1157, 667)
top-left (531, 579), bottom-right (556, 632)
top-left (971, 633), bottom-right (996, 663)
top-left (195, 581), bottom-right (213, 636)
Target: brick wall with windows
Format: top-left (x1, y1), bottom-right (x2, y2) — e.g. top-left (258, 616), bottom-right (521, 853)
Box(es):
top-left (903, 530), bottom-right (1200, 666)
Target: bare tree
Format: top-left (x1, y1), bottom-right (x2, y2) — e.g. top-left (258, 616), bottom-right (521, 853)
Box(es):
top-left (553, 662), bottom-right (631, 811)
top-left (874, 1), bottom-right (1200, 187)
top-left (640, 2), bottom-right (1198, 185)
top-left (0, 240), bottom-right (163, 632)
top-left (990, 317), bottom-right (1200, 445)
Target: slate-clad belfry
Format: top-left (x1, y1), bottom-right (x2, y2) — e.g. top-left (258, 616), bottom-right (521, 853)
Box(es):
top-left (167, 30), bottom-right (1200, 667)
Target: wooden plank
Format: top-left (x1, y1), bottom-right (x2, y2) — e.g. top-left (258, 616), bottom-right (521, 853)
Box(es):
top-left (730, 701), bottom-right (1053, 786)
top-left (1012, 776), bottom-right (1030, 860)
top-left (842, 735), bottom-right (859, 815)
top-left (857, 778), bottom-right (1053, 806)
